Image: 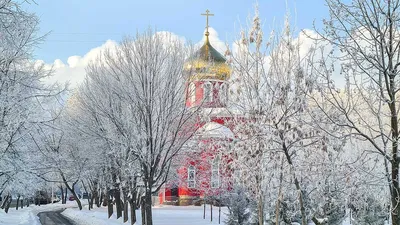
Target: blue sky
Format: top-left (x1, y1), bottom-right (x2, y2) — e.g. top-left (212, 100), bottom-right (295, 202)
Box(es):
top-left (27, 0), bottom-right (328, 64)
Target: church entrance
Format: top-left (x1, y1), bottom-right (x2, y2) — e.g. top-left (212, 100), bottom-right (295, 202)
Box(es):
top-left (171, 187), bottom-right (178, 197)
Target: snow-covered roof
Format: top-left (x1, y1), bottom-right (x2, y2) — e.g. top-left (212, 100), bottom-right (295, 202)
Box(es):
top-left (201, 107), bottom-right (241, 117)
top-left (197, 122), bottom-right (234, 139)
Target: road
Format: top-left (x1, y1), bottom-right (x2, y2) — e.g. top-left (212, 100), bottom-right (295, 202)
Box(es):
top-left (38, 209), bottom-right (75, 225)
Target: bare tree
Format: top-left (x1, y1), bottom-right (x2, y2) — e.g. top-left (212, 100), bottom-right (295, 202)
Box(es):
top-left (28, 117), bottom-right (90, 210)
top-left (78, 29), bottom-right (199, 225)
top-left (0, 0), bottom-right (64, 205)
top-left (226, 6), bottom-right (347, 224)
top-left (308, 0), bottom-right (400, 223)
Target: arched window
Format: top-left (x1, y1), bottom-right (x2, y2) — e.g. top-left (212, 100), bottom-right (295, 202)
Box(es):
top-left (187, 165), bottom-right (196, 188)
top-left (188, 82), bottom-right (196, 104)
top-left (203, 82), bottom-right (213, 103)
top-left (211, 156), bottom-right (220, 188)
top-left (220, 83), bottom-right (227, 104)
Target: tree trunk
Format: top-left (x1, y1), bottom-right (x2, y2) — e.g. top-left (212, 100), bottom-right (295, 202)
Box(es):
top-left (91, 188), bottom-right (98, 208)
top-left (16, 195), bottom-right (20, 210)
top-left (124, 198), bottom-right (129, 223)
top-left (64, 187), bottom-right (68, 204)
top-left (275, 192), bottom-right (282, 225)
top-left (81, 180), bottom-right (92, 210)
top-left (276, 158), bottom-right (284, 225)
top-left (390, 98), bottom-right (400, 224)
top-left (258, 194), bottom-right (264, 225)
top-left (64, 182), bottom-right (82, 210)
top-left (391, 159), bottom-right (400, 225)
top-left (60, 172), bottom-right (83, 210)
top-left (20, 199), bottom-right (23, 209)
top-left (218, 198), bottom-right (221, 224)
top-left (211, 202), bottom-right (213, 222)
top-left (96, 195), bottom-right (100, 207)
top-left (4, 196), bottom-right (12, 213)
top-left (107, 191), bottom-right (113, 218)
top-left (60, 186), bottom-right (65, 204)
top-left (294, 177), bottom-right (307, 225)
top-left (102, 192), bottom-right (107, 206)
top-left (91, 193), bottom-right (96, 209)
top-left (72, 192), bottom-right (82, 210)
top-left (88, 193), bottom-right (92, 210)
top-left (129, 197), bottom-right (137, 225)
top-left (203, 196), bottom-right (206, 219)
top-left (115, 189), bottom-right (123, 219)
top-left (95, 189), bottom-right (100, 207)
top-left (1, 194), bottom-right (9, 209)
top-left (141, 196), bottom-right (146, 225)
top-left (145, 189), bottom-right (153, 225)
top-left (281, 133), bottom-right (307, 225)
top-left (387, 3), bottom-right (400, 223)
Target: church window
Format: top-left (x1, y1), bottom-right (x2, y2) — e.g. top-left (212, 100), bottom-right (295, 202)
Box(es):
top-left (189, 82), bottom-right (196, 104)
top-left (203, 82), bottom-right (213, 102)
top-left (211, 156), bottom-right (220, 188)
top-left (220, 83), bottom-right (227, 104)
top-left (187, 165), bottom-right (196, 188)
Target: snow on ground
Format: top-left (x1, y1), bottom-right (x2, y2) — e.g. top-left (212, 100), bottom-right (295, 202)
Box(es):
top-left (0, 201), bottom-right (383, 225)
top-left (0, 201), bottom-right (227, 225)
top-left (63, 205), bottom-right (229, 225)
top-left (0, 201), bottom-right (80, 225)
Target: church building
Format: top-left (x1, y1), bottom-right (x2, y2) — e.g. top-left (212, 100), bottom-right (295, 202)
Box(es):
top-left (158, 10), bottom-right (237, 205)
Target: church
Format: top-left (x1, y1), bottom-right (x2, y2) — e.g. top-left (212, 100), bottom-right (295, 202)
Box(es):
top-left (158, 10), bottom-right (238, 206)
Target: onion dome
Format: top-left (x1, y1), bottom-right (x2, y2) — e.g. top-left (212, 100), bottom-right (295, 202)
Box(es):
top-left (196, 37), bottom-right (226, 63)
top-left (184, 11), bottom-right (231, 81)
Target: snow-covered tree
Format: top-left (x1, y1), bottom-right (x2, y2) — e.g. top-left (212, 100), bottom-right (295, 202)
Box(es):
top-left (0, 0), bottom-right (64, 212)
top-left (28, 113), bottom-right (93, 210)
top-left (223, 186), bottom-right (255, 225)
top-left (76, 29), bottom-right (200, 225)
top-left (226, 5), bottom-right (350, 225)
top-left (307, 0), bottom-right (400, 224)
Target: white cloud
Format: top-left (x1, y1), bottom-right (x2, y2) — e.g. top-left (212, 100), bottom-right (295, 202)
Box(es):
top-left (67, 56), bottom-right (82, 68)
top-left (40, 40), bottom-right (119, 89)
top-left (41, 29), bottom-right (228, 90)
top-left (53, 59), bottom-right (65, 69)
top-left (154, 31), bottom-right (186, 45)
top-left (40, 25), bottom-right (375, 100)
top-left (196, 27), bottom-right (227, 55)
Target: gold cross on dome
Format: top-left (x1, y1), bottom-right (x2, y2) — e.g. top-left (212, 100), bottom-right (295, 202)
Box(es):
top-left (201, 9), bottom-right (214, 37)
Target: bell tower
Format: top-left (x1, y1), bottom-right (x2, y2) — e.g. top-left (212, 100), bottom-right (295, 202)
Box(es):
top-left (184, 10), bottom-right (231, 108)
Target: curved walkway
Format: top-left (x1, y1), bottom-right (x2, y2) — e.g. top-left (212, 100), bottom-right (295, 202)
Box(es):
top-left (38, 209), bottom-right (75, 225)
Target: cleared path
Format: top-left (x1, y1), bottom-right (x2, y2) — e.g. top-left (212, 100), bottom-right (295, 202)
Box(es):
top-left (38, 209), bottom-right (75, 225)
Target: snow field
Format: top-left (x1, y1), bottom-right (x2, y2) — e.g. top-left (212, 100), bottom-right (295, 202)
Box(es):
top-left (0, 201), bottom-right (78, 225)
top-left (62, 205), bottom-right (229, 225)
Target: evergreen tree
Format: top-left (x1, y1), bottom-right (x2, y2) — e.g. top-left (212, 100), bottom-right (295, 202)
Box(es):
top-left (223, 187), bottom-right (256, 225)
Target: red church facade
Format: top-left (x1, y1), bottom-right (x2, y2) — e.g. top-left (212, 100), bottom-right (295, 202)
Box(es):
top-left (158, 23), bottom-right (238, 205)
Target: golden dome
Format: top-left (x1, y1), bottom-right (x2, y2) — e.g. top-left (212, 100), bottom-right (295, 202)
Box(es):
top-left (184, 34), bottom-right (231, 81)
